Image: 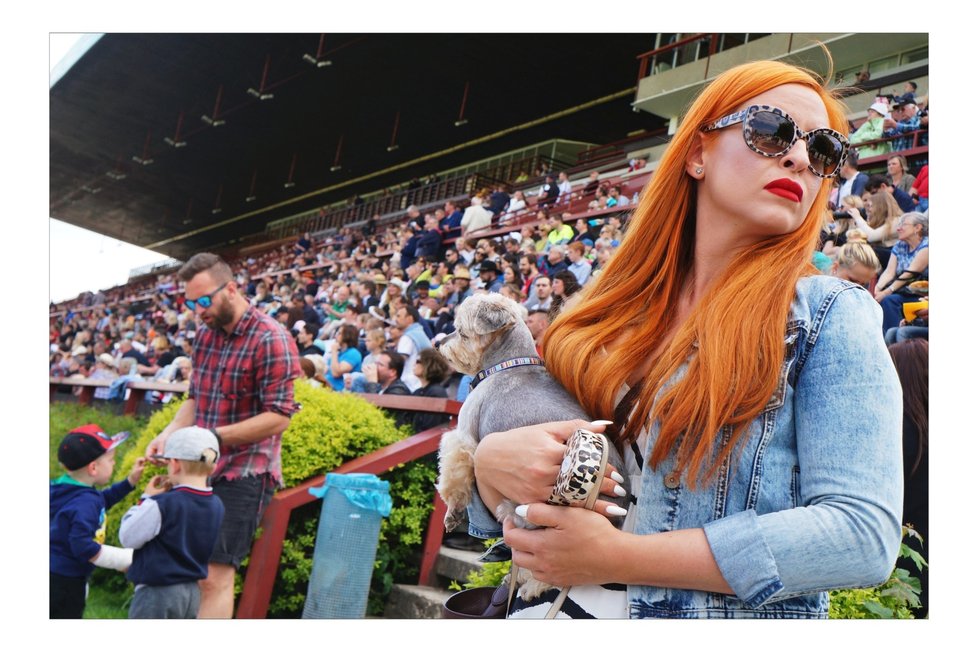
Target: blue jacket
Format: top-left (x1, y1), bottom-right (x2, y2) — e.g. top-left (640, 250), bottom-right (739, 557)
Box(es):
top-left (50, 476), bottom-right (135, 577)
top-left (467, 276), bottom-right (903, 618)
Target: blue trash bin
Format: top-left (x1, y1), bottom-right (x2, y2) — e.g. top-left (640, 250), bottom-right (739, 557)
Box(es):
top-left (302, 473), bottom-right (392, 618)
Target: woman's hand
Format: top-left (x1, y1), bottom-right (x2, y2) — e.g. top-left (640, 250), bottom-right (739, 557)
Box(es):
top-left (473, 419), bottom-right (625, 519)
top-left (847, 207), bottom-right (866, 225)
top-left (503, 505), bottom-right (623, 586)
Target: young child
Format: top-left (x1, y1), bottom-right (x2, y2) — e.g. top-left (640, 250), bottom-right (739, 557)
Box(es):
top-left (50, 423), bottom-right (146, 618)
top-left (119, 426), bottom-right (225, 619)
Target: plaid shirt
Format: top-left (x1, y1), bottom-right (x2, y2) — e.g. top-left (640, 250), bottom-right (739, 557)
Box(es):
top-left (189, 305), bottom-right (301, 485)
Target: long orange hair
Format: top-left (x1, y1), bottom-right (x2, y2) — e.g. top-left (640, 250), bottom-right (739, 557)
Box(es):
top-left (543, 60), bottom-right (850, 488)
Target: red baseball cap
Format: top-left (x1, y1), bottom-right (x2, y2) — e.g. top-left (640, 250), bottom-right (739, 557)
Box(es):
top-left (57, 424), bottom-right (130, 471)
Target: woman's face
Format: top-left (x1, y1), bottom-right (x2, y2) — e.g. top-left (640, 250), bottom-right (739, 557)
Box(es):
top-left (887, 158), bottom-right (902, 176)
top-left (503, 267), bottom-right (515, 283)
top-left (895, 217), bottom-right (920, 242)
top-left (553, 278), bottom-right (565, 296)
top-left (694, 84), bottom-right (829, 246)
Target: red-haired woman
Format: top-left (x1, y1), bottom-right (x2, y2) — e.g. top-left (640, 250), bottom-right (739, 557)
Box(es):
top-left (468, 60), bottom-right (903, 618)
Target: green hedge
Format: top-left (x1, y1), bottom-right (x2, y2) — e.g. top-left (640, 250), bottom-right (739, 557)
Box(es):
top-left (81, 381), bottom-right (436, 617)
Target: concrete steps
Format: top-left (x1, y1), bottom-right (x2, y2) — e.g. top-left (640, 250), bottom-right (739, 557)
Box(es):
top-left (383, 545), bottom-right (488, 618)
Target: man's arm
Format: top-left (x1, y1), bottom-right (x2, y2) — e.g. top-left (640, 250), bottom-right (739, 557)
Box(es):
top-left (216, 411), bottom-right (292, 447)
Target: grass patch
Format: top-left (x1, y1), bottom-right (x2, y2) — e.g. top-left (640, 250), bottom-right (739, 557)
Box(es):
top-left (84, 572), bottom-right (131, 619)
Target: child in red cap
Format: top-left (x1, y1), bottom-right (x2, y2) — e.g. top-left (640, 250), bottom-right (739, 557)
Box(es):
top-left (50, 424), bottom-right (147, 618)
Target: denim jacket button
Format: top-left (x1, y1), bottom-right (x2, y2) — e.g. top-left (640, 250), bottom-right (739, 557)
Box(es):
top-left (663, 471), bottom-right (680, 489)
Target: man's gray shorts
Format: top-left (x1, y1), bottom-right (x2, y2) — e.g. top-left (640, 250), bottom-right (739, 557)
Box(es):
top-left (128, 582), bottom-right (201, 619)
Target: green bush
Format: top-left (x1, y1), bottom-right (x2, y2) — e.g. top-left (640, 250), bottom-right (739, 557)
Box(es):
top-left (829, 526), bottom-right (927, 619)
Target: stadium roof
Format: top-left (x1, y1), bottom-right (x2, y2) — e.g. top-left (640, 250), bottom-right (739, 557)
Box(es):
top-left (50, 33), bottom-right (665, 260)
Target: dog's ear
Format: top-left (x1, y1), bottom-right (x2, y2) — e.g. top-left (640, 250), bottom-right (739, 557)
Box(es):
top-left (471, 295), bottom-right (519, 335)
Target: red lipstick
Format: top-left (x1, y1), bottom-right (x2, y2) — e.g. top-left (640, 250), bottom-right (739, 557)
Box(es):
top-left (764, 178), bottom-right (803, 203)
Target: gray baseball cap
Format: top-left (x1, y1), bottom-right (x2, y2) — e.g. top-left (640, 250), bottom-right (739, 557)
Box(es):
top-left (156, 426), bottom-right (220, 464)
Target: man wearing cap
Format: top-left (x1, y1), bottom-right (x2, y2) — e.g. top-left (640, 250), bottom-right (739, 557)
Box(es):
top-left (147, 252), bottom-right (301, 618)
top-left (51, 425), bottom-right (145, 618)
top-left (478, 260), bottom-right (504, 293)
top-left (883, 101), bottom-right (925, 152)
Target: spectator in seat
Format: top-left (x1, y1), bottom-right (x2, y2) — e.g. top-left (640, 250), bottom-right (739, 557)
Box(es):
top-left (525, 275), bottom-right (554, 312)
top-left (821, 195), bottom-right (861, 258)
top-left (461, 196), bottom-right (493, 237)
top-left (886, 155), bottom-right (916, 195)
top-left (865, 175), bottom-right (915, 214)
top-left (414, 213), bottom-right (443, 260)
top-left (828, 241), bottom-right (881, 289)
top-left (325, 324), bottom-right (363, 392)
top-left (501, 191), bottom-right (526, 223)
top-left (537, 174), bottom-right (560, 206)
top-left (525, 308), bottom-right (551, 357)
top-left (557, 172), bottom-right (572, 196)
top-left (849, 188), bottom-right (903, 268)
top-left (90, 353), bottom-right (119, 400)
top-left (394, 305), bottom-right (431, 391)
top-left (910, 165), bottom-right (928, 213)
top-left (549, 270), bottom-right (582, 319)
top-left (543, 244), bottom-right (568, 277)
top-left (477, 260), bottom-right (504, 293)
top-left (582, 170), bottom-right (601, 196)
top-left (875, 213), bottom-right (929, 333)
top-left (849, 101), bottom-right (891, 158)
top-left (411, 348), bottom-right (453, 433)
top-left (566, 241), bottom-right (592, 286)
top-left (883, 101), bottom-right (925, 152)
top-left (488, 183), bottom-right (511, 216)
top-left (609, 185), bottom-right (629, 207)
top-left (836, 153), bottom-right (868, 205)
top-left (544, 214), bottom-right (574, 250)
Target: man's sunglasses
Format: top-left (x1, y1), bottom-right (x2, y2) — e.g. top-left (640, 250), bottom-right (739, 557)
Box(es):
top-left (185, 282), bottom-right (228, 311)
top-left (701, 104), bottom-right (849, 178)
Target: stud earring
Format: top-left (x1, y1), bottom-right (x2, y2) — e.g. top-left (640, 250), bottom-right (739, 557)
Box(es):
top-left (695, 167), bottom-right (704, 175)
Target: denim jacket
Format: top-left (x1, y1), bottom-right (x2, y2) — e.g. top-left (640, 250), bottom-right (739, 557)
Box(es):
top-left (468, 275), bottom-right (904, 618)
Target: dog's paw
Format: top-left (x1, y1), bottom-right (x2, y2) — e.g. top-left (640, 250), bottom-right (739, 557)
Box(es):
top-left (519, 576), bottom-right (556, 601)
top-left (443, 508), bottom-right (466, 533)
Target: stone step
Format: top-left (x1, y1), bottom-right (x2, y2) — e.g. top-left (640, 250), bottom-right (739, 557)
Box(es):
top-left (434, 545), bottom-right (485, 585)
top-left (383, 583), bottom-right (453, 619)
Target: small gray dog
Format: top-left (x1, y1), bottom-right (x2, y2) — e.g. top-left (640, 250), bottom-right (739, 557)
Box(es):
top-left (436, 293), bottom-right (628, 600)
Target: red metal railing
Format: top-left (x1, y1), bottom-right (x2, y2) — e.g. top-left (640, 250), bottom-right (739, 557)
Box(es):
top-left (235, 394), bottom-right (461, 618)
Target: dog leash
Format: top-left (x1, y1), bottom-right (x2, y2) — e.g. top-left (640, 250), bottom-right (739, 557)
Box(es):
top-left (508, 430), bottom-right (611, 619)
top-left (470, 356), bottom-right (545, 390)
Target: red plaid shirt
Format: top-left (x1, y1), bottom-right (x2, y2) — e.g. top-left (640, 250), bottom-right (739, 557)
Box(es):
top-left (189, 305), bottom-right (301, 485)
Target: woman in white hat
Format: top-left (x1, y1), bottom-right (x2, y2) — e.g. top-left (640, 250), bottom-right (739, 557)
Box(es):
top-left (849, 101), bottom-right (892, 158)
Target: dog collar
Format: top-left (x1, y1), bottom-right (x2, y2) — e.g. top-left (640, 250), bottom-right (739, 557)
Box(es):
top-left (470, 356), bottom-right (545, 390)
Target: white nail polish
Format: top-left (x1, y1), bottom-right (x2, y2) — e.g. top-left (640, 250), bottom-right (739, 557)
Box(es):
top-left (590, 420), bottom-right (614, 426)
top-left (611, 471), bottom-right (625, 484)
top-left (606, 505), bottom-right (628, 517)
top-left (515, 504), bottom-right (529, 519)
top-left (613, 485), bottom-right (627, 497)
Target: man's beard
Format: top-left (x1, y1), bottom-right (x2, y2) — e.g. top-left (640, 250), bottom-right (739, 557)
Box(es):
top-left (208, 296), bottom-right (236, 330)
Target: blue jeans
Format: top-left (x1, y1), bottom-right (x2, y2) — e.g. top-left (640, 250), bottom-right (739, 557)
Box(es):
top-left (884, 325), bottom-right (928, 345)
top-left (915, 197), bottom-right (928, 213)
top-left (879, 293), bottom-right (918, 333)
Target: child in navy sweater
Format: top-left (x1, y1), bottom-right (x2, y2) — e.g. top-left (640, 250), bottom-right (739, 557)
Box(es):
top-left (50, 424), bottom-right (146, 618)
top-left (120, 426), bottom-right (224, 619)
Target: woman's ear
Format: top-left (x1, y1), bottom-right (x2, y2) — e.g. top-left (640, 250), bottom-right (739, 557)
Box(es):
top-left (686, 133), bottom-right (706, 179)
